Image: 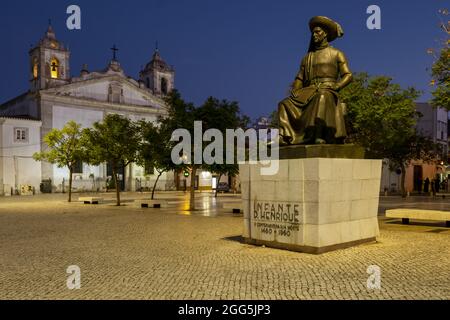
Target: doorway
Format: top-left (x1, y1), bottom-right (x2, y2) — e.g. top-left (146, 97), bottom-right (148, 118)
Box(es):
top-left (413, 165), bottom-right (423, 192)
top-left (212, 176), bottom-right (218, 190)
top-left (107, 161), bottom-right (126, 191)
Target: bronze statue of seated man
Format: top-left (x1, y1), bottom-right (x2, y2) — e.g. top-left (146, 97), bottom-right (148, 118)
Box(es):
top-left (278, 16), bottom-right (353, 146)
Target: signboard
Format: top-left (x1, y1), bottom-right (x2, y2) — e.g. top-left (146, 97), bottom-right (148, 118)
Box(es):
top-left (20, 185), bottom-right (33, 196)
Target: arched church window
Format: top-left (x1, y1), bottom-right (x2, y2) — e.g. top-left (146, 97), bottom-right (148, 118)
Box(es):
top-left (161, 77), bottom-right (168, 95)
top-left (32, 58), bottom-right (39, 79)
top-left (50, 58), bottom-right (59, 79)
top-left (146, 78), bottom-right (150, 89)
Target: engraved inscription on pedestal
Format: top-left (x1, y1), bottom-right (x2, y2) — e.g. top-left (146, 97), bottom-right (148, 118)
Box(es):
top-left (251, 201), bottom-right (302, 245)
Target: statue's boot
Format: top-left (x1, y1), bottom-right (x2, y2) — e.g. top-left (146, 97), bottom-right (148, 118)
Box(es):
top-left (279, 135), bottom-right (292, 146)
top-left (315, 138), bottom-right (326, 144)
top-left (314, 121), bottom-right (326, 145)
top-left (291, 135), bottom-right (305, 145)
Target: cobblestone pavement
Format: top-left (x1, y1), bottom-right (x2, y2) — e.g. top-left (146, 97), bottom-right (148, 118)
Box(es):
top-left (0, 192), bottom-right (448, 300)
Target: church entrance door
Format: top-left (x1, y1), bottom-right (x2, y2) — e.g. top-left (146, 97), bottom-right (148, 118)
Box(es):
top-left (107, 161), bottom-right (126, 191)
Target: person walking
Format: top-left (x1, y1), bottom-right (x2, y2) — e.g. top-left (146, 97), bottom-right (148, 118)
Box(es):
top-left (424, 178), bottom-right (430, 194)
top-left (431, 179), bottom-right (436, 197)
top-left (435, 178), bottom-right (440, 194)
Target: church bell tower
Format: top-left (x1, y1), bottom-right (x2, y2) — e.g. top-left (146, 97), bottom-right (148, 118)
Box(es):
top-left (29, 24), bottom-right (70, 92)
top-left (139, 47), bottom-right (175, 96)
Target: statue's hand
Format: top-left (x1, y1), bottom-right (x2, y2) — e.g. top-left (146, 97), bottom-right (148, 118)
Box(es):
top-left (331, 83), bottom-right (341, 91)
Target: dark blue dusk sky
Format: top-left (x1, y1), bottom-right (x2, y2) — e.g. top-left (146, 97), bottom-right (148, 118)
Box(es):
top-left (0, 1), bottom-right (446, 120)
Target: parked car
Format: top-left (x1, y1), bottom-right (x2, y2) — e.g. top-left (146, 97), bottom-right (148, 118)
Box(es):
top-left (216, 182), bottom-right (230, 193)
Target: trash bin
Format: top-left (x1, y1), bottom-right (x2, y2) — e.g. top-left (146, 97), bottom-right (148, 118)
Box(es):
top-left (40, 179), bottom-right (52, 193)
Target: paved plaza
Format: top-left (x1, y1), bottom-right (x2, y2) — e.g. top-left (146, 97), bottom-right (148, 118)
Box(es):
top-left (0, 192), bottom-right (448, 300)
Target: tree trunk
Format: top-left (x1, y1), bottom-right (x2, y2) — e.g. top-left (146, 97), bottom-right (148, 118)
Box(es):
top-left (215, 174), bottom-right (222, 198)
top-left (189, 166), bottom-right (197, 211)
top-left (400, 163), bottom-right (407, 198)
top-left (112, 166), bottom-right (121, 206)
top-left (68, 167), bottom-right (73, 203)
top-left (151, 171), bottom-right (163, 200)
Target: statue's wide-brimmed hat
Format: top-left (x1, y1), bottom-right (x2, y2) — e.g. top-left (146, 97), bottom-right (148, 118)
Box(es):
top-left (309, 16), bottom-right (344, 42)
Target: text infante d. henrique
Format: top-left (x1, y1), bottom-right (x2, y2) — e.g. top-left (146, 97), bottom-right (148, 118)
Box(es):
top-left (253, 202), bottom-right (300, 223)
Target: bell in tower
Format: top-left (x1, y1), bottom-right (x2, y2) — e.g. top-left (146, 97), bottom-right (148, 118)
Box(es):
top-left (29, 23), bottom-right (71, 92)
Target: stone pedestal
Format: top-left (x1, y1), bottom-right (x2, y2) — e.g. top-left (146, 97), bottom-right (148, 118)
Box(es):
top-left (240, 149), bottom-right (382, 254)
top-left (279, 144), bottom-right (365, 160)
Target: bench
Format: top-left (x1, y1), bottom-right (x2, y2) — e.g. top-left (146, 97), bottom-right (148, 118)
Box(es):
top-left (79, 197), bottom-right (103, 204)
top-left (223, 202), bottom-right (243, 214)
top-left (135, 199), bottom-right (168, 209)
top-left (386, 209), bottom-right (450, 227)
top-left (436, 192), bottom-right (450, 199)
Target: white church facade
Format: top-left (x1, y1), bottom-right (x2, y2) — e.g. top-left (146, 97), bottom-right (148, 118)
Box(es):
top-left (0, 25), bottom-right (176, 195)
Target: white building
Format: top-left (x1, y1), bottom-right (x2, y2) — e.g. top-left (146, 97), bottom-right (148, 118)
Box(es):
top-left (380, 103), bottom-right (449, 194)
top-left (416, 102), bottom-right (448, 158)
top-left (0, 117), bottom-right (42, 196)
top-left (0, 25), bottom-right (176, 194)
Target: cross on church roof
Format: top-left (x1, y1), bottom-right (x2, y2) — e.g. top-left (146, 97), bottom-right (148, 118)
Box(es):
top-left (111, 44), bottom-right (119, 61)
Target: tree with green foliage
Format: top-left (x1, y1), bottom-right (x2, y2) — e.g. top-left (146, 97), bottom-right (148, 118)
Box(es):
top-left (268, 110), bottom-right (279, 129)
top-left (82, 114), bottom-right (141, 206)
top-left (160, 90), bottom-right (249, 210)
top-left (340, 73), bottom-right (440, 196)
top-left (138, 120), bottom-right (177, 200)
top-left (160, 91), bottom-right (197, 210)
top-left (428, 8), bottom-right (449, 109)
top-left (33, 121), bottom-right (84, 202)
top-left (196, 96), bottom-right (250, 198)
